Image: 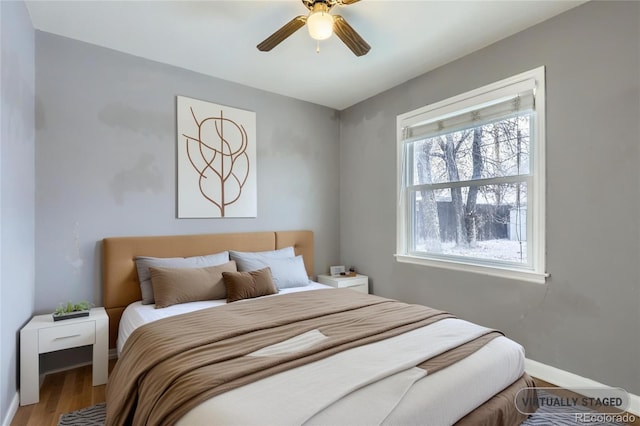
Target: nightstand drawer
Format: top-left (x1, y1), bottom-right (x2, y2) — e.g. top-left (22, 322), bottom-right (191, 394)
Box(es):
top-left (38, 322), bottom-right (95, 354)
top-left (335, 277), bottom-right (367, 288)
top-left (344, 283), bottom-right (368, 293)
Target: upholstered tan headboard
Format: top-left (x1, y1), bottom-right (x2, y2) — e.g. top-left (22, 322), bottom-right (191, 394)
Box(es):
top-left (102, 230), bottom-right (314, 349)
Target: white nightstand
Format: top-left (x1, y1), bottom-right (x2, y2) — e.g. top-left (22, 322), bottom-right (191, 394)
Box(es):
top-left (317, 274), bottom-right (369, 294)
top-left (19, 307), bottom-right (109, 406)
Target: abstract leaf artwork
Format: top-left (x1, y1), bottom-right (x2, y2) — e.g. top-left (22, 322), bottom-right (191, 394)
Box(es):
top-left (177, 96), bottom-right (257, 218)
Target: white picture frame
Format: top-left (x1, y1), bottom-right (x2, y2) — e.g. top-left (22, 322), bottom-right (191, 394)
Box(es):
top-left (329, 265), bottom-right (346, 276)
top-left (177, 96), bottom-right (257, 218)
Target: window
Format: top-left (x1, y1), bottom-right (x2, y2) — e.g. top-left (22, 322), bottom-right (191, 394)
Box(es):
top-left (396, 67), bottom-right (547, 283)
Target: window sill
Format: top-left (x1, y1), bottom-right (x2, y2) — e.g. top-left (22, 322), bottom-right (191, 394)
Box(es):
top-left (394, 254), bottom-right (548, 284)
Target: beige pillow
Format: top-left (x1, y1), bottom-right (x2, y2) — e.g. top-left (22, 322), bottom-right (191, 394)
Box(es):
top-left (150, 261), bottom-right (237, 308)
top-left (222, 267), bottom-right (278, 303)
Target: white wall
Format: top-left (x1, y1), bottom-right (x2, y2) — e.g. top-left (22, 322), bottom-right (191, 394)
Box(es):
top-left (339, 1), bottom-right (640, 395)
top-left (0, 0), bottom-right (36, 421)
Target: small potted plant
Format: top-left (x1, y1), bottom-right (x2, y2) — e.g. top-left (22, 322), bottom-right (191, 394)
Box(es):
top-left (52, 301), bottom-right (93, 321)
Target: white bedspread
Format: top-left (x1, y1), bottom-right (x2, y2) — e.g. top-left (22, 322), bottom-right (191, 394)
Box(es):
top-left (117, 284), bottom-right (525, 425)
top-left (178, 318), bottom-right (509, 426)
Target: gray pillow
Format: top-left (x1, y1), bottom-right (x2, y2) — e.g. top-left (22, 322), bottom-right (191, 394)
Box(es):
top-left (265, 255), bottom-right (310, 289)
top-left (230, 248), bottom-right (309, 290)
top-left (135, 251), bottom-right (229, 304)
top-left (229, 247), bottom-right (295, 265)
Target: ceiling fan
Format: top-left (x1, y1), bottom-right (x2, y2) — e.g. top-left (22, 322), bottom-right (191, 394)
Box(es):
top-left (257, 0), bottom-right (371, 57)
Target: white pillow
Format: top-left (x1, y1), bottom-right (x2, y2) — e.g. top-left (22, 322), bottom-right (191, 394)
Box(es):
top-left (230, 248), bottom-right (309, 289)
top-left (135, 251), bottom-right (230, 304)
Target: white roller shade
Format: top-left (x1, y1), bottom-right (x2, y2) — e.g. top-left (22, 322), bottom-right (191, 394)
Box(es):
top-left (403, 79), bottom-right (537, 143)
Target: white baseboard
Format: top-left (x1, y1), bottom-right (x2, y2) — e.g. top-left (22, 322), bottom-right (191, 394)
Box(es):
top-left (2, 392), bottom-right (19, 426)
top-left (6, 353), bottom-right (118, 426)
top-left (526, 358), bottom-right (640, 416)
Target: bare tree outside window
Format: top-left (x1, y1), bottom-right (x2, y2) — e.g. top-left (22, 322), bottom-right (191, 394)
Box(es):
top-left (409, 115), bottom-right (531, 264)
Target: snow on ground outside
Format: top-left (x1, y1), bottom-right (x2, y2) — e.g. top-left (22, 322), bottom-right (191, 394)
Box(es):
top-left (418, 239), bottom-right (527, 263)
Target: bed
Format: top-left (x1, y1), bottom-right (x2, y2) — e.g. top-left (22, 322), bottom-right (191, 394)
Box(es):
top-left (102, 230), bottom-right (535, 426)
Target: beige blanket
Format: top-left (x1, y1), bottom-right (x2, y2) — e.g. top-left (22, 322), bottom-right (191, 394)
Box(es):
top-left (106, 289), bottom-right (495, 426)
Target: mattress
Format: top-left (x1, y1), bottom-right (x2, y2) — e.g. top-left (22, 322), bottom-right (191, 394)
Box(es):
top-left (116, 285), bottom-right (526, 425)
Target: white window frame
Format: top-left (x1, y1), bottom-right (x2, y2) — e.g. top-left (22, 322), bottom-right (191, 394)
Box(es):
top-left (395, 67), bottom-right (548, 284)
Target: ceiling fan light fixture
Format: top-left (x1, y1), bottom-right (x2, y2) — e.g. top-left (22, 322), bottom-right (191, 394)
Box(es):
top-left (256, 0), bottom-right (369, 56)
top-left (307, 9), bottom-right (334, 40)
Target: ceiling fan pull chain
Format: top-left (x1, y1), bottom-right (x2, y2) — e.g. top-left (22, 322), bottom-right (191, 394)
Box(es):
top-left (316, 40), bottom-right (321, 53)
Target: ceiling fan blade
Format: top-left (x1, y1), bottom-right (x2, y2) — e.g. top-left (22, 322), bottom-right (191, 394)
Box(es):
top-left (337, 0), bottom-right (361, 5)
top-left (333, 15), bottom-right (370, 56)
top-left (257, 16), bottom-right (307, 52)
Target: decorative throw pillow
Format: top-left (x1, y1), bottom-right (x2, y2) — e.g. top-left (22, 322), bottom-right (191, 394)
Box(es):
top-left (222, 267), bottom-right (278, 303)
top-left (149, 260), bottom-right (237, 308)
top-left (135, 251), bottom-right (229, 304)
top-left (230, 248), bottom-right (309, 289)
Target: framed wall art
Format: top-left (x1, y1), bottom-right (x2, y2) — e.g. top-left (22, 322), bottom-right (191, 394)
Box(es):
top-left (176, 96), bottom-right (257, 218)
top-left (329, 265), bottom-right (346, 276)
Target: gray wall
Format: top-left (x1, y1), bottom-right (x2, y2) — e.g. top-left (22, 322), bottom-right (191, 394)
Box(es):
top-left (339, 1), bottom-right (640, 395)
top-left (0, 0), bottom-right (36, 421)
top-left (34, 33), bottom-right (341, 370)
top-left (35, 32), bottom-right (341, 314)
top-left (2, 2), bottom-right (638, 422)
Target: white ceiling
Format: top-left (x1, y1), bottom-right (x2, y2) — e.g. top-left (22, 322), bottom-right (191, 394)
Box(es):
top-left (25, 0), bottom-right (584, 110)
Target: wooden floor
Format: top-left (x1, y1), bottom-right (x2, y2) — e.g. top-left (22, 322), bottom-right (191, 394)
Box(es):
top-left (11, 360), bottom-right (116, 426)
top-left (10, 363), bottom-right (640, 426)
